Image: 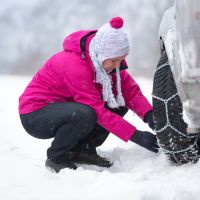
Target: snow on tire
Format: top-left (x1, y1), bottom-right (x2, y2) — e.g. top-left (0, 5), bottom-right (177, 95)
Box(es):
top-left (152, 50), bottom-right (200, 165)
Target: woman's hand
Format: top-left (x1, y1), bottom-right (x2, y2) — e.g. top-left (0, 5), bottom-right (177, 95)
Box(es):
top-left (144, 111), bottom-right (155, 130)
top-left (130, 130), bottom-right (159, 153)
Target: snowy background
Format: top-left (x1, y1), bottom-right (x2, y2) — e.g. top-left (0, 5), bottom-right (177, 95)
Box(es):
top-left (0, 75), bottom-right (200, 200)
top-left (0, 0), bottom-right (174, 77)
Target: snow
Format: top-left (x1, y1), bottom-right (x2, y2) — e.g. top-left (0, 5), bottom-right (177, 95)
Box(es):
top-left (0, 75), bottom-right (200, 200)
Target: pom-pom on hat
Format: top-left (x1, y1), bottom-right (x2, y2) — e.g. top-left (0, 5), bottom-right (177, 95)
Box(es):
top-left (110, 17), bottom-right (124, 29)
top-left (92, 16), bottom-right (129, 63)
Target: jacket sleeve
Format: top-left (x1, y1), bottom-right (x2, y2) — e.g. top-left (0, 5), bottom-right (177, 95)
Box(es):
top-left (62, 62), bottom-right (135, 142)
top-left (120, 70), bottom-right (152, 120)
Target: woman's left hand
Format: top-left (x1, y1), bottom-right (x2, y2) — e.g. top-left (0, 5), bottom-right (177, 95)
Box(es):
top-left (144, 111), bottom-right (155, 130)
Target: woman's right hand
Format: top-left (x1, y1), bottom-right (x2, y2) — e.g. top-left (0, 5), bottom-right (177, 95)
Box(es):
top-left (130, 130), bottom-right (159, 153)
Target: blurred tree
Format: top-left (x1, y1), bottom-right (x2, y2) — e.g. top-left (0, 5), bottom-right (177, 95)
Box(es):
top-left (0, 0), bottom-right (174, 76)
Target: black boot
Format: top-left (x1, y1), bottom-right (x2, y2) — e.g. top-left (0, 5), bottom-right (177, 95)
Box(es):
top-left (45, 156), bottom-right (77, 173)
top-left (70, 152), bottom-right (112, 167)
top-left (69, 146), bottom-right (112, 168)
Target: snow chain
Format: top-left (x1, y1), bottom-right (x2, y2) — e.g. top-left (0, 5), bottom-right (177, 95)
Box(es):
top-left (152, 50), bottom-right (200, 165)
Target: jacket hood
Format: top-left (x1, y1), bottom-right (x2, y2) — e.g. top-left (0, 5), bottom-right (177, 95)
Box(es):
top-left (63, 30), bottom-right (97, 53)
top-left (63, 29), bottom-right (128, 74)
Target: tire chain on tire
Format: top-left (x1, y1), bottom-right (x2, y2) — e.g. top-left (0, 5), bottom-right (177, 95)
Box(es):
top-left (152, 49), bottom-right (200, 165)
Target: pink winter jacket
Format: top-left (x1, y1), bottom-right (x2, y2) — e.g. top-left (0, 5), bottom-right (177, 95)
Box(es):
top-left (19, 30), bottom-right (152, 142)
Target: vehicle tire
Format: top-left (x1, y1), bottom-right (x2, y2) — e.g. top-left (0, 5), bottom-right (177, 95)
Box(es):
top-left (152, 49), bottom-right (200, 164)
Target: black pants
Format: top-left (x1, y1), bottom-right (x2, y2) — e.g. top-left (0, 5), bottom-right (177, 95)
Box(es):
top-left (20, 102), bottom-right (128, 162)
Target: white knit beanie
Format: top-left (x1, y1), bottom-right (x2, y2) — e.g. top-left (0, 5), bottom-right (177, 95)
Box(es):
top-left (89, 16), bottom-right (130, 108)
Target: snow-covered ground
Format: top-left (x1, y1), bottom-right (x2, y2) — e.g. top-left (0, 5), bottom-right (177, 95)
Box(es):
top-left (0, 75), bottom-right (200, 200)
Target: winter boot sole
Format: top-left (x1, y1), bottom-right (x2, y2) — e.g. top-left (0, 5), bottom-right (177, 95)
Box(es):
top-left (152, 50), bottom-right (200, 165)
top-left (45, 158), bottom-right (77, 173)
